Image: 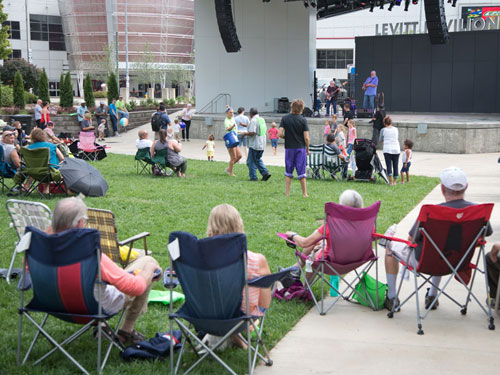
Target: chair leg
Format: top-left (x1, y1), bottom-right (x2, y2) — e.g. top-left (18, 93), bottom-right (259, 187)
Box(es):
top-left (413, 269), bottom-right (424, 335)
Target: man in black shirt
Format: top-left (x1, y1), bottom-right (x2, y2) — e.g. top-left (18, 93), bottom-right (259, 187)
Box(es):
top-left (279, 99), bottom-right (310, 197)
top-left (383, 167), bottom-right (493, 311)
top-left (325, 80), bottom-right (339, 117)
top-left (342, 102), bottom-right (354, 127)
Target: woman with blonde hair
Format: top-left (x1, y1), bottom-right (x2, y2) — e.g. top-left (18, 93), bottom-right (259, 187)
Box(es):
top-left (278, 99), bottom-right (310, 197)
top-left (206, 204), bottom-right (271, 347)
top-left (223, 107), bottom-right (242, 176)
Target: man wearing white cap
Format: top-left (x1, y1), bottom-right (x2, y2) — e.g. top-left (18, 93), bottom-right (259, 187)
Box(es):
top-left (383, 166), bottom-right (493, 311)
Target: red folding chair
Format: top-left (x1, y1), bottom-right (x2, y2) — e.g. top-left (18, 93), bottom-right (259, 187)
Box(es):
top-left (77, 132), bottom-right (101, 161)
top-left (376, 203), bottom-right (495, 335)
top-left (280, 201), bottom-right (382, 315)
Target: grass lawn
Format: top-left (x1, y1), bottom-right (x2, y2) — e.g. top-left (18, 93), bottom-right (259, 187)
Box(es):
top-left (0, 154), bottom-right (439, 374)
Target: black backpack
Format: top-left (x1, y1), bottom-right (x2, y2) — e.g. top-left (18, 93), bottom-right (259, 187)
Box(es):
top-left (151, 112), bottom-right (162, 132)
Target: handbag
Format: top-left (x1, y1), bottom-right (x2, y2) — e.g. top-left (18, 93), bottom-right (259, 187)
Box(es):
top-left (353, 272), bottom-right (386, 309)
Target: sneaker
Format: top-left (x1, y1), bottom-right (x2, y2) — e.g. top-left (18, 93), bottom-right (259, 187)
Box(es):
top-left (261, 173), bottom-right (271, 181)
top-left (425, 288), bottom-right (439, 310)
top-left (384, 296), bottom-right (400, 311)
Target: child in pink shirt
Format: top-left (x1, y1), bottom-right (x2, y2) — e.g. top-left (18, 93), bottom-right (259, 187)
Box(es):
top-left (267, 122), bottom-right (279, 155)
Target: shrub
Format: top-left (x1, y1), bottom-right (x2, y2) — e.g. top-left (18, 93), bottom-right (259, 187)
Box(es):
top-left (176, 96), bottom-right (185, 104)
top-left (59, 72), bottom-right (73, 108)
top-left (0, 106), bottom-right (20, 115)
top-left (167, 98), bottom-right (176, 107)
top-left (1, 85), bottom-right (13, 107)
top-left (13, 71), bottom-right (25, 108)
top-left (83, 73), bottom-right (95, 107)
top-left (139, 99), bottom-right (147, 107)
top-left (0, 59), bottom-right (40, 91)
top-left (37, 68), bottom-right (50, 103)
top-left (190, 96), bottom-right (195, 105)
top-left (24, 91), bottom-right (37, 104)
top-left (94, 91), bottom-right (107, 98)
top-left (152, 99), bottom-right (159, 108)
top-left (107, 72), bottom-right (119, 104)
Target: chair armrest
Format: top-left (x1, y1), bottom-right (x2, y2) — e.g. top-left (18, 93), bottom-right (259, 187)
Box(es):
top-left (372, 232), bottom-right (416, 247)
top-left (118, 232), bottom-right (150, 247)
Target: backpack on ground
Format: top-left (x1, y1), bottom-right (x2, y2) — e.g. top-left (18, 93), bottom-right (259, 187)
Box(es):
top-left (151, 112), bottom-right (162, 132)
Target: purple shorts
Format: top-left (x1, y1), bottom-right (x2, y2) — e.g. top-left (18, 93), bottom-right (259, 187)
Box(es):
top-left (285, 148), bottom-right (307, 179)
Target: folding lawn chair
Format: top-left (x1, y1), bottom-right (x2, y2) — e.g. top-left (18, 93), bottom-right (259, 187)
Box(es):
top-left (167, 231), bottom-right (294, 375)
top-left (135, 147), bottom-right (153, 175)
top-left (5, 199), bottom-right (52, 284)
top-left (86, 207), bottom-right (150, 268)
top-left (14, 147), bottom-right (65, 199)
top-left (280, 201), bottom-right (382, 315)
top-left (381, 204), bottom-right (495, 334)
top-left (151, 148), bottom-right (173, 177)
top-left (306, 144), bottom-right (324, 179)
top-left (323, 145), bottom-right (346, 180)
top-left (0, 144), bottom-right (16, 193)
top-left (16, 227), bottom-right (124, 375)
top-left (77, 132), bottom-right (102, 162)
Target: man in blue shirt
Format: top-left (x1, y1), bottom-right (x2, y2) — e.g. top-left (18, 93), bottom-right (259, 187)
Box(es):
top-left (158, 103), bottom-right (171, 130)
top-left (362, 71), bottom-right (378, 110)
top-left (109, 99), bottom-right (119, 136)
top-left (77, 102), bottom-right (88, 128)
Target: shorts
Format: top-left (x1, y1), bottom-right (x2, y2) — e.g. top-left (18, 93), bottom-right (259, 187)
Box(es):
top-left (400, 161), bottom-right (412, 173)
top-left (226, 142), bottom-right (239, 149)
top-left (284, 148), bottom-right (307, 179)
top-left (388, 241), bottom-right (418, 269)
top-left (271, 139), bottom-right (278, 148)
top-left (237, 133), bottom-right (247, 147)
top-left (207, 151), bottom-right (214, 157)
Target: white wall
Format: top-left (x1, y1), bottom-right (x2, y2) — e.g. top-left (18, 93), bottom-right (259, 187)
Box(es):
top-left (195, 0), bottom-right (316, 112)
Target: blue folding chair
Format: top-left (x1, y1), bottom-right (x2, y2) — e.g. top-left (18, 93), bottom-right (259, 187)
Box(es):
top-left (16, 227), bottom-right (125, 375)
top-left (167, 231), bottom-right (296, 375)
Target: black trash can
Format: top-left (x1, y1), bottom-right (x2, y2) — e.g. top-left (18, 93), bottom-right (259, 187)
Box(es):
top-left (10, 114), bottom-right (33, 135)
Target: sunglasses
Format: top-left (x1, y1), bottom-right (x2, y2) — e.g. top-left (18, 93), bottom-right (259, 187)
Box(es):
top-left (3, 133), bottom-right (15, 136)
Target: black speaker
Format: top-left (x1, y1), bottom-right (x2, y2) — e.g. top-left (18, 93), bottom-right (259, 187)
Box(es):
top-left (357, 108), bottom-right (374, 118)
top-left (303, 107), bottom-right (313, 117)
top-left (215, 0), bottom-right (241, 53)
top-left (424, 0), bottom-right (449, 44)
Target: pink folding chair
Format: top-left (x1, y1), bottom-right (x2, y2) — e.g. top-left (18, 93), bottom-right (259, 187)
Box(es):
top-left (281, 201), bottom-right (381, 315)
top-left (376, 204), bottom-right (495, 335)
top-left (77, 132), bottom-right (100, 161)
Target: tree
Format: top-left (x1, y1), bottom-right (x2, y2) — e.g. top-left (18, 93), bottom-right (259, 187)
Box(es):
top-left (107, 72), bottom-right (119, 104)
top-left (58, 73), bottom-right (64, 106)
top-left (0, 0), bottom-right (12, 60)
top-left (83, 73), bottom-right (95, 107)
top-left (134, 44), bottom-right (162, 92)
top-left (59, 72), bottom-right (73, 108)
top-left (90, 42), bottom-right (116, 80)
top-left (37, 68), bottom-right (50, 103)
top-left (13, 71), bottom-right (25, 108)
top-left (0, 59), bottom-right (39, 91)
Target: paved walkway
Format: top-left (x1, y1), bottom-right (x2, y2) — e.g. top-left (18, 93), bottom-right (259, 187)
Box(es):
top-left (108, 122), bottom-right (500, 375)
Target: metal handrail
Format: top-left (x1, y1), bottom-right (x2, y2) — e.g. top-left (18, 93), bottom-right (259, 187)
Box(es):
top-left (198, 93), bottom-right (231, 113)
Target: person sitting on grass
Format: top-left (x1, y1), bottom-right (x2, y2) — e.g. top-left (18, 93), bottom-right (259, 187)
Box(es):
top-left (49, 197), bottom-right (162, 345)
top-left (281, 189), bottom-right (364, 279)
top-left (206, 203), bottom-right (271, 349)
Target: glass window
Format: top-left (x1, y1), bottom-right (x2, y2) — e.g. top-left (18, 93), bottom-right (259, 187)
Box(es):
top-left (3, 21), bottom-right (21, 40)
top-left (49, 81), bottom-right (59, 97)
top-left (30, 14), bottom-right (66, 51)
top-left (8, 49), bottom-right (22, 59)
top-left (316, 49), bottom-right (354, 70)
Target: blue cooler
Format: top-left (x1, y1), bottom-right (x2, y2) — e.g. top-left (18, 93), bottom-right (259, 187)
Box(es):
top-left (224, 131), bottom-right (239, 148)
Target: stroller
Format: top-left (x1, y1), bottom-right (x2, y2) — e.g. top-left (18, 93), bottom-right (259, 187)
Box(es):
top-left (350, 138), bottom-right (389, 184)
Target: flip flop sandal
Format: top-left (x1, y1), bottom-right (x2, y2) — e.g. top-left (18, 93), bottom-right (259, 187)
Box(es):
top-left (93, 324), bottom-right (114, 340)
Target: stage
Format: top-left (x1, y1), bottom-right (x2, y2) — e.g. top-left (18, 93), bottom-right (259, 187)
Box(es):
top-left (189, 111), bottom-right (500, 154)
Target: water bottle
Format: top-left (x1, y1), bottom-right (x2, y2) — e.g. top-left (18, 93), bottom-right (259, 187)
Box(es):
top-left (379, 224), bottom-right (397, 247)
top-left (330, 275), bottom-right (339, 297)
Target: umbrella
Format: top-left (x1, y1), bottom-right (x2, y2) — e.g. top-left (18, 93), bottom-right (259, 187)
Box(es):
top-left (60, 158), bottom-right (109, 197)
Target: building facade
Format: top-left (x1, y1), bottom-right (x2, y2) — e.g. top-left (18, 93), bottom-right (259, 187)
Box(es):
top-left (316, 1), bottom-right (500, 83)
top-left (3, 0), bottom-right (194, 98)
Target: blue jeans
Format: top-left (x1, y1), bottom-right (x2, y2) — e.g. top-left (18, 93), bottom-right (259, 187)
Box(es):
top-left (363, 94), bottom-right (375, 110)
top-left (326, 98), bottom-right (337, 116)
top-left (384, 152), bottom-right (400, 178)
top-left (118, 110), bottom-right (129, 119)
top-left (110, 116), bottom-right (118, 134)
top-left (247, 148), bottom-right (268, 180)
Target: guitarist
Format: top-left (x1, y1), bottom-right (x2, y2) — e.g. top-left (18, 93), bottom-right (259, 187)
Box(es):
top-left (362, 70), bottom-right (378, 110)
top-left (325, 80), bottom-right (339, 117)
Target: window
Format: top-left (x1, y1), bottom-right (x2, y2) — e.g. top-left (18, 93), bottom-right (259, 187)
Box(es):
top-left (49, 81), bottom-right (60, 97)
top-left (3, 21), bottom-right (21, 40)
top-left (29, 14), bottom-right (66, 51)
top-left (316, 49), bottom-right (354, 70)
top-left (8, 49), bottom-right (22, 59)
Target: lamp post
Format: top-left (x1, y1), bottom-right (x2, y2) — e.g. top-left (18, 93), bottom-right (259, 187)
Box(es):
top-left (125, 0), bottom-right (129, 102)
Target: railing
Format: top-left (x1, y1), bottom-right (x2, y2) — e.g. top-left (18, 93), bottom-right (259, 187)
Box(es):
top-left (198, 93), bottom-right (231, 113)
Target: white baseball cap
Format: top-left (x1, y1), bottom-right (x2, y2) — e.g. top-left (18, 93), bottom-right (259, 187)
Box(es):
top-left (440, 167), bottom-right (467, 191)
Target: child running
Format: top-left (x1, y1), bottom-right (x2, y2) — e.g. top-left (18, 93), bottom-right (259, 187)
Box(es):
top-left (202, 134), bottom-right (216, 161)
top-left (400, 139), bottom-right (414, 183)
top-left (267, 122), bottom-right (279, 155)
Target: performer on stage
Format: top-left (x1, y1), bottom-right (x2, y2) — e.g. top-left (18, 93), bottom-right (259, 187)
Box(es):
top-left (362, 71), bottom-right (378, 110)
top-left (325, 80), bottom-right (340, 117)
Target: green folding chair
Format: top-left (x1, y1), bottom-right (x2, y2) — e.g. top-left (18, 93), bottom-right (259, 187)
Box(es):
top-left (306, 144), bottom-right (324, 179)
top-left (150, 149), bottom-right (173, 177)
top-left (134, 147), bottom-right (153, 175)
top-left (15, 147), bottom-right (64, 199)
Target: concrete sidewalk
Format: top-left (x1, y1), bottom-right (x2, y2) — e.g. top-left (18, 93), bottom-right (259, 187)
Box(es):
top-left (109, 123), bottom-right (500, 375)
